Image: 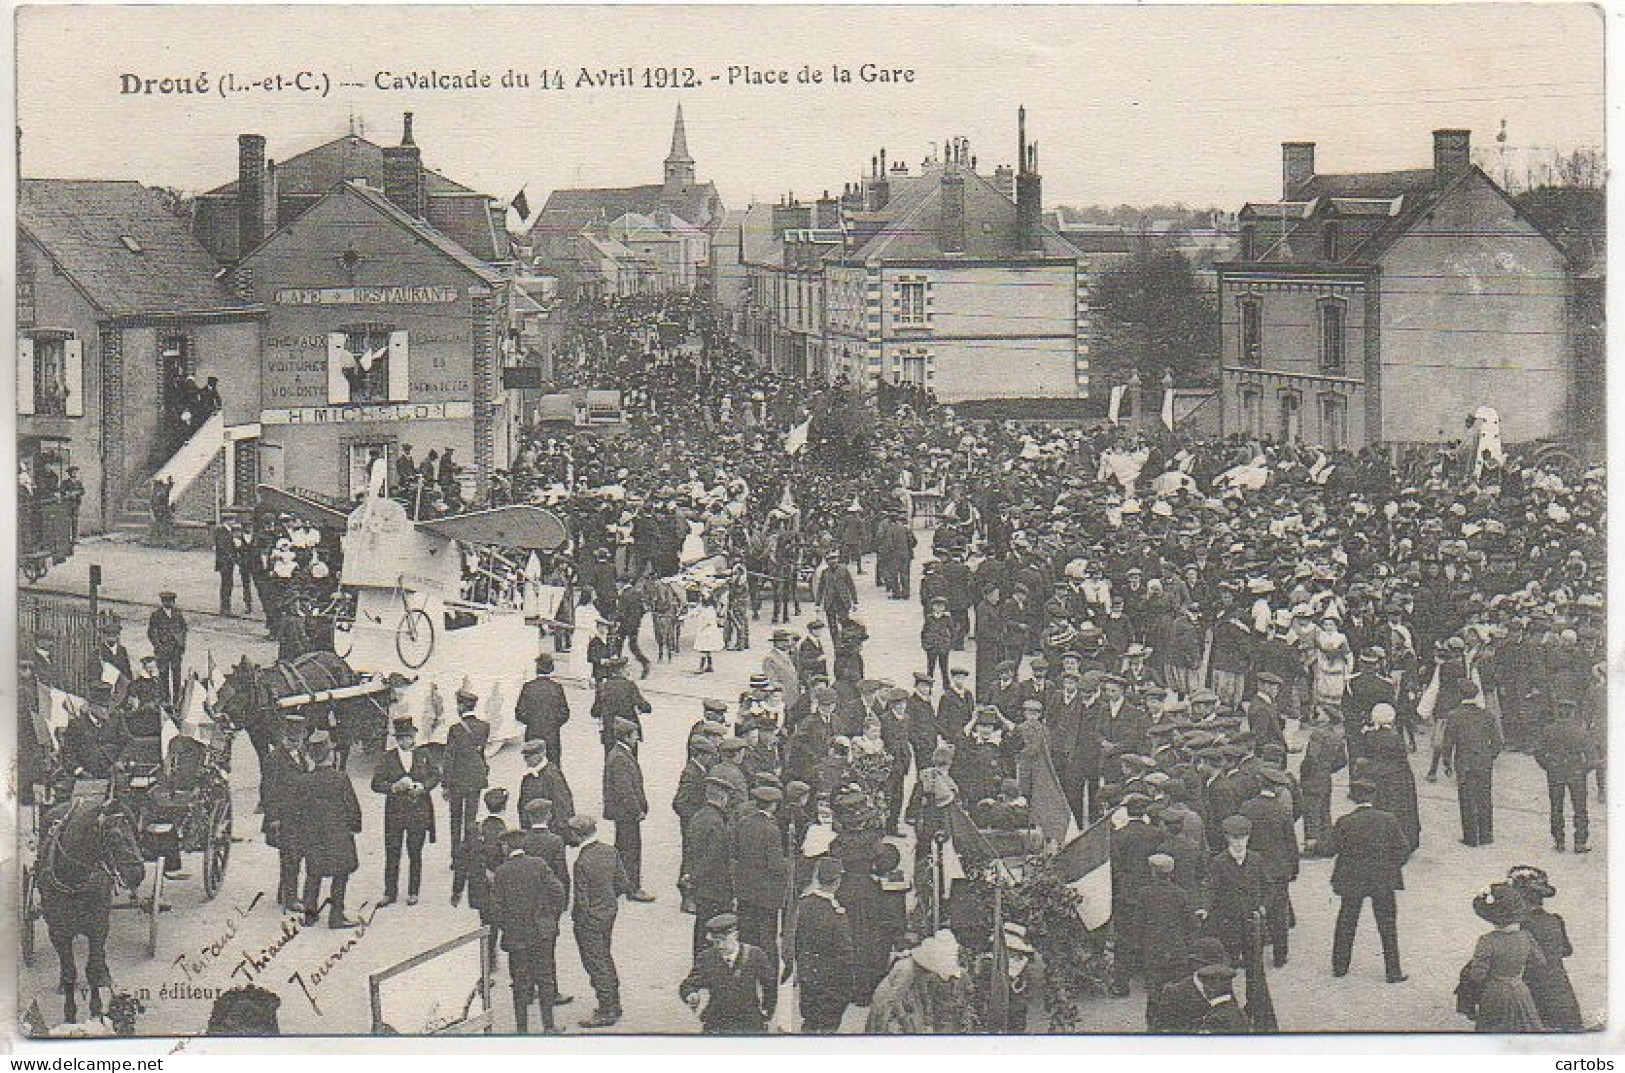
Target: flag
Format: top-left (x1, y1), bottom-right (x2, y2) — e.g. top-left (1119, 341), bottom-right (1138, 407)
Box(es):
top-left (946, 799), bottom-right (998, 873)
top-left (1107, 385), bottom-right (1125, 426)
top-left (1027, 747), bottom-right (1080, 846)
top-left (510, 187), bottom-right (531, 221)
top-left (1055, 819), bottom-right (1113, 930)
top-left (785, 418), bottom-right (812, 456)
top-left (1161, 388), bottom-right (1175, 430)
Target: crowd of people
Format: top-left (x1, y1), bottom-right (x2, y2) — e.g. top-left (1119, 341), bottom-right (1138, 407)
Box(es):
top-left (30, 291), bottom-right (1606, 1036)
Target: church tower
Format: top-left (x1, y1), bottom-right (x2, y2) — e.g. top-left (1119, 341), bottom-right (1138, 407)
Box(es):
top-left (663, 104), bottom-right (696, 193)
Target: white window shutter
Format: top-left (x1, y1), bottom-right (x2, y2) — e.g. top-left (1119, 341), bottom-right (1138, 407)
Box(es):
top-left (17, 337), bottom-right (34, 415)
top-left (388, 331), bottom-right (410, 401)
top-left (327, 333), bottom-right (351, 404)
top-left (64, 338), bottom-right (84, 416)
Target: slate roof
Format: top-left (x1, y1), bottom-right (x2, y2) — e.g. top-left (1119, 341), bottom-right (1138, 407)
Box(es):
top-left (203, 135), bottom-right (470, 197)
top-left (528, 182), bottom-right (722, 260)
top-left (19, 179), bottom-right (252, 317)
top-left (846, 166), bottom-right (1075, 261)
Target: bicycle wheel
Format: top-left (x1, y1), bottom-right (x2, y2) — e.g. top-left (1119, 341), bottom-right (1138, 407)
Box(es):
top-left (395, 608), bottom-right (435, 669)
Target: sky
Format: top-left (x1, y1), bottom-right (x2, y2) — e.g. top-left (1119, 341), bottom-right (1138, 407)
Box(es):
top-left (15, 4), bottom-right (1606, 211)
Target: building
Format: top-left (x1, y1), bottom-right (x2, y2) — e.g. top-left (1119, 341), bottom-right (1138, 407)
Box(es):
top-left (233, 179), bottom-right (515, 503)
top-left (206, 113), bottom-right (519, 505)
top-left (17, 179), bottom-right (262, 533)
top-left (528, 106), bottom-right (724, 294)
top-left (825, 115), bottom-right (1090, 402)
top-left (1218, 130), bottom-right (1572, 448)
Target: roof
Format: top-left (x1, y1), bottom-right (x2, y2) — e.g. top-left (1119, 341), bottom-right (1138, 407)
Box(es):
top-left (847, 166), bottom-right (1076, 261)
top-left (528, 182), bottom-right (723, 258)
top-left (238, 180), bottom-right (499, 284)
top-left (203, 135), bottom-right (470, 197)
top-left (19, 179), bottom-right (253, 317)
top-left (1296, 168), bottom-right (1436, 200)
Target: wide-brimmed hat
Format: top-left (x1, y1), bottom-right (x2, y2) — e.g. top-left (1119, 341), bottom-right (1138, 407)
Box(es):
top-left (1473, 883), bottom-right (1529, 927)
top-left (1507, 865), bottom-right (1558, 900)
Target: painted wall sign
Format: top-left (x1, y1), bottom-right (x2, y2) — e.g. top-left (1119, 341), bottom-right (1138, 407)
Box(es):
top-left (260, 401), bottom-right (474, 425)
top-left (274, 286), bottom-right (461, 306)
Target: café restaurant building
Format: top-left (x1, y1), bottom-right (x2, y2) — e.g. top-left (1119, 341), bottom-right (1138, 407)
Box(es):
top-left (235, 179), bottom-right (514, 504)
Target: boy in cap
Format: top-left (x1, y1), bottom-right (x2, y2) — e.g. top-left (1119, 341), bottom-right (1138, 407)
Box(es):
top-left (371, 716), bottom-right (441, 906)
top-left (679, 913), bottom-right (777, 1034)
top-left (453, 787), bottom-right (508, 909)
top-left (920, 596), bottom-right (955, 690)
top-left (519, 737), bottom-right (576, 835)
top-left (570, 815), bottom-right (630, 1028)
top-left (1206, 813), bottom-right (1268, 966)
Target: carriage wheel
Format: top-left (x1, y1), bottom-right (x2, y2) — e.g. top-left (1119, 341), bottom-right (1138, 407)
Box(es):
top-left (202, 798), bottom-right (232, 900)
top-left (20, 865), bottom-right (38, 967)
top-left (395, 608), bottom-right (435, 669)
top-left (146, 866), bottom-right (164, 958)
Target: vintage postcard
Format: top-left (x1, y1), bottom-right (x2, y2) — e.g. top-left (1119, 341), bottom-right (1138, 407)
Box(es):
top-left (10, 2), bottom-right (1609, 1047)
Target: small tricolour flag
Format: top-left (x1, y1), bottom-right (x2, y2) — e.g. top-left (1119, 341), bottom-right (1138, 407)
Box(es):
top-left (1028, 747), bottom-right (1080, 846)
top-left (1056, 818), bottom-right (1113, 930)
top-left (510, 187), bottom-right (531, 222)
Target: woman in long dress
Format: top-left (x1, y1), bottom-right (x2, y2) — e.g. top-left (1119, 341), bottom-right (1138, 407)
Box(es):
top-left (1465, 883), bottom-right (1547, 1033)
top-left (687, 594), bottom-right (723, 674)
top-left (1508, 866), bottom-right (1584, 1031)
top-left (1361, 704), bottom-right (1421, 849)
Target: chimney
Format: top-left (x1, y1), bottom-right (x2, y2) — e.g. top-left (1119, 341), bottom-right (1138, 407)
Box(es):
top-left (1016, 112), bottom-right (1043, 254)
top-left (1282, 141), bottom-right (1315, 199)
top-left (382, 112), bottom-right (425, 217)
top-left (237, 134), bottom-right (267, 256)
top-left (940, 168), bottom-right (967, 254)
top-left (264, 159), bottom-right (280, 231)
top-left (1433, 129), bottom-right (1471, 185)
top-left (869, 151), bottom-right (891, 211)
top-left (993, 164), bottom-right (1015, 202)
top-left (815, 191), bottom-right (840, 228)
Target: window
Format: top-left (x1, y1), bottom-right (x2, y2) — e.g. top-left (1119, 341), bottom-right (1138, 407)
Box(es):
top-left (1318, 299), bottom-right (1346, 374)
top-left (17, 333), bottom-right (83, 417)
top-left (328, 325), bottom-right (408, 405)
top-left (1322, 223), bottom-right (1340, 262)
top-left (1279, 392), bottom-right (1302, 443)
top-left (16, 279), bottom-right (35, 328)
top-left (1320, 394), bottom-right (1347, 449)
top-left (899, 348), bottom-right (931, 386)
top-left (895, 279), bottom-right (929, 326)
top-left (1239, 388), bottom-right (1262, 437)
top-left (1239, 297), bottom-right (1262, 367)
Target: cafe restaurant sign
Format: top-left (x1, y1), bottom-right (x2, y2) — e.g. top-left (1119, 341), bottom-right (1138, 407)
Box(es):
top-left (260, 401), bottom-right (474, 425)
top-left (274, 286), bottom-right (461, 306)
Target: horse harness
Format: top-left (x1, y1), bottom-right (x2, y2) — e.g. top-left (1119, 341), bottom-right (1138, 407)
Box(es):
top-left (38, 800), bottom-right (127, 899)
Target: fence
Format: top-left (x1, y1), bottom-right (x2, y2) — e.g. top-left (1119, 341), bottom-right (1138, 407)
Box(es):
top-left (19, 589), bottom-right (115, 698)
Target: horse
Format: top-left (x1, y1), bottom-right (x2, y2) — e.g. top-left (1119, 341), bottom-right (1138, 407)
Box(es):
top-left (36, 798), bottom-right (146, 1024)
top-left (214, 652), bottom-right (390, 777)
top-left (645, 576), bottom-right (687, 662)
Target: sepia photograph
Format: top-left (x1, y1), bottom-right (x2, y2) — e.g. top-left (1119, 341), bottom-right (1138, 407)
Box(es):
top-left (9, 2), bottom-right (1609, 1043)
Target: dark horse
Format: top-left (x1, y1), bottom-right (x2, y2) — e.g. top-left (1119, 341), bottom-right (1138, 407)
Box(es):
top-left (36, 798), bottom-right (146, 1023)
top-left (214, 652), bottom-right (390, 780)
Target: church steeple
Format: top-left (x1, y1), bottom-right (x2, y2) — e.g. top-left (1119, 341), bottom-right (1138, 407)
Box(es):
top-left (664, 104), bottom-right (695, 192)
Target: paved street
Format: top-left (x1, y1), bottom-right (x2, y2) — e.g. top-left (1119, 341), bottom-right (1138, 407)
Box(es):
top-left (19, 537), bottom-right (1607, 1036)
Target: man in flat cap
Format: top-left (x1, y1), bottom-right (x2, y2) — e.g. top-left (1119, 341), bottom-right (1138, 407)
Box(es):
top-left (519, 737), bottom-right (577, 838)
top-left (1326, 776), bottom-right (1410, 983)
top-left (679, 913), bottom-right (776, 1034)
top-left (147, 590), bottom-right (188, 705)
top-left (735, 785), bottom-right (788, 977)
top-left (1140, 852), bottom-right (1201, 1027)
top-left (371, 716), bottom-right (440, 907)
top-left (1246, 673), bottom-right (1287, 753)
top-left (1150, 936), bottom-right (1235, 1033)
top-left (490, 829), bottom-right (567, 1033)
top-left (442, 687), bottom-right (490, 861)
top-left (1206, 813), bottom-right (1268, 967)
top-left (602, 717), bottom-right (653, 902)
top-left (516, 653), bottom-right (570, 765)
top-left (686, 776), bottom-right (736, 955)
top-left (570, 815), bottom-right (630, 1028)
top-left (594, 656), bottom-right (652, 753)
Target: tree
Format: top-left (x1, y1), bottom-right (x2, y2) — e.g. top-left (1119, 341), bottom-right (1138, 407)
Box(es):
top-left (1090, 247), bottom-right (1220, 390)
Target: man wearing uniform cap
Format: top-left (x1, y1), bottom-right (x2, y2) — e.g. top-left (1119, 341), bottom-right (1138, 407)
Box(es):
top-left (295, 730), bottom-right (364, 930)
top-left (490, 829), bottom-right (568, 1033)
top-left (673, 733), bottom-right (717, 910)
top-left (146, 589), bottom-right (188, 705)
top-left (519, 737), bottom-right (577, 838)
top-left (602, 718), bottom-right (654, 902)
top-left (735, 785), bottom-right (788, 977)
top-left (593, 656), bottom-right (652, 753)
top-left (570, 815), bottom-right (630, 1028)
top-left (516, 653), bottom-right (571, 765)
top-left (679, 913), bottom-right (777, 1034)
top-left (443, 688), bottom-right (491, 861)
top-left (792, 856), bottom-right (857, 1033)
top-left (371, 716), bottom-right (441, 907)
top-left (1139, 851), bottom-right (1201, 1026)
top-left (1110, 791), bottom-right (1166, 992)
top-left (1246, 673), bottom-right (1287, 753)
top-left (1239, 777), bottom-right (1300, 967)
top-left (686, 778), bottom-right (736, 955)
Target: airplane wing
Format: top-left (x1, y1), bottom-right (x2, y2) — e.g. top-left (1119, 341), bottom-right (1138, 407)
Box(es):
top-left (414, 504), bottom-right (570, 551)
top-left (256, 484), bottom-right (353, 526)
